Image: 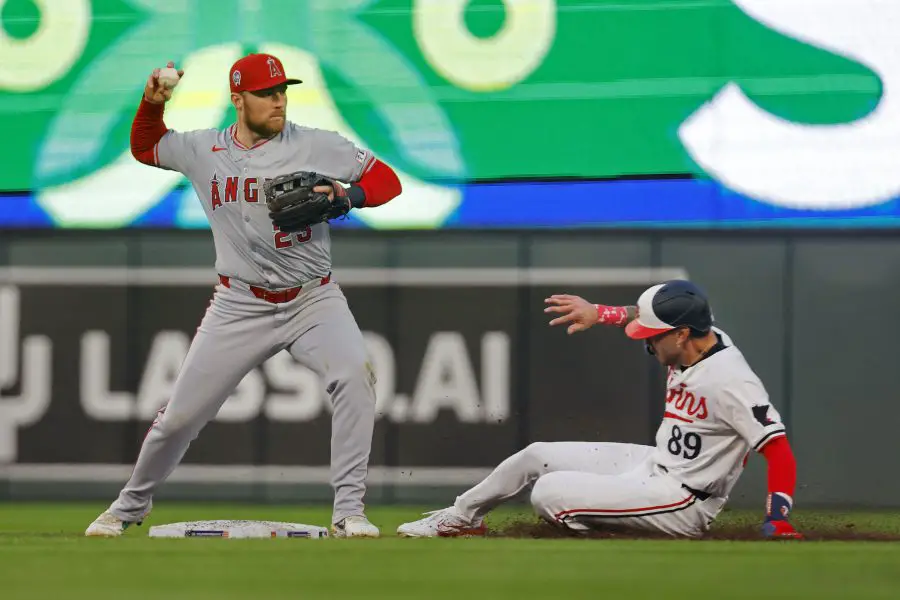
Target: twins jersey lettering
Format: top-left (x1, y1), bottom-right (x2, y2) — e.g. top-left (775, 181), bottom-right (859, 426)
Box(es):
top-left (652, 329), bottom-right (786, 498)
top-left (155, 122), bottom-right (374, 286)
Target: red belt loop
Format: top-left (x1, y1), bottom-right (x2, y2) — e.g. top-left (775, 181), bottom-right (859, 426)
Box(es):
top-left (219, 275), bottom-right (231, 288)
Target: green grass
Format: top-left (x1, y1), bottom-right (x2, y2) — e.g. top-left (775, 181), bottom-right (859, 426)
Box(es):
top-left (1, 503), bottom-right (899, 600)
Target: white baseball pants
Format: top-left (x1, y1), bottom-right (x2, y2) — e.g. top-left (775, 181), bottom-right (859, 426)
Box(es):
top-left (455, 442), bottom-right (725, 537)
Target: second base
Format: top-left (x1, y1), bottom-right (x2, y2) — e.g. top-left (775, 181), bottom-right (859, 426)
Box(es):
top-left (148, 519), bottom-right (329, 539)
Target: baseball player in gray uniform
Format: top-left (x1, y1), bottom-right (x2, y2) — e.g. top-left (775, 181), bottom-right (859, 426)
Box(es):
top-left (86, 54), bottom-right (402, 538)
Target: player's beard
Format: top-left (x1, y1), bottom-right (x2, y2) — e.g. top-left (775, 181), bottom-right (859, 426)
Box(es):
top-left (646, 340), bottom-right (678, 367)
top-left (245, 112), bottom-right (285, 138)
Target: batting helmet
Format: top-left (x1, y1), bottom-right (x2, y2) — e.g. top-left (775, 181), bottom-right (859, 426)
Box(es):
top-left (624, 280), bottom-right (713, 340)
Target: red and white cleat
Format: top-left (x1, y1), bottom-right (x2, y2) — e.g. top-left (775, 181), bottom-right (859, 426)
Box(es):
top-left (397, 507), bottom-right (487, 538)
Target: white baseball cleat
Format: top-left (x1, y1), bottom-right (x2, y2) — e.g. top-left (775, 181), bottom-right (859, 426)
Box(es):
top-left (84, 510), bottom-right (143, 537)
top-left (397, 507), bottom-right (487, 538)
top-left (331, 515), bottom-right (380, 538)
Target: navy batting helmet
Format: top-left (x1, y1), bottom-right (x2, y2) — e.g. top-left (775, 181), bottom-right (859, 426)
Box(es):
top-left (625, 280), bottom-right (713, 340)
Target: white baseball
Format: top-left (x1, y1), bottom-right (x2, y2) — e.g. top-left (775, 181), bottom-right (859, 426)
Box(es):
top-left (157, 66), bottom-right (180, 89)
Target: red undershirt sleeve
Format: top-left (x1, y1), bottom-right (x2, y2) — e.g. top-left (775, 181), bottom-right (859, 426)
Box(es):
top-left (354, 159), bottom-right (402, 207)
top-left (759, 435), bottom-right (797, 497)
top-left (130, 98), bottom-right (167, 167)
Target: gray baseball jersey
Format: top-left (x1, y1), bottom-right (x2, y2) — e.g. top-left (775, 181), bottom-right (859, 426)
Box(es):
top-left (106, 119), bottom-right (380, 528)
top-left (156, 122), bottom-right (374, 285)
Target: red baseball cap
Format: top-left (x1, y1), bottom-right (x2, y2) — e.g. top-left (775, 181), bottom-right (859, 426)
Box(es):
top-left (229, 53), bottom-right (302, 93)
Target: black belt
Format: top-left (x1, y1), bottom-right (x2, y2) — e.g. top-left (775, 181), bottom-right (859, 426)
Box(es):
top-left (659, 465), bottom-right (712, 501)
top-left (681, 484), bottom-right (711, 501)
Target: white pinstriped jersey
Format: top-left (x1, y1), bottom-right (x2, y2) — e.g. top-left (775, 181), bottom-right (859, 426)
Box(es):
top-left (652, 329), bottom-right (786, 499)
top-left (154, 122), bottom-right (374, 287)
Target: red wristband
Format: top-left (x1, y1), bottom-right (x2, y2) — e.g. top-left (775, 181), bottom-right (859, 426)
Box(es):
top-left (594, 304), bottom-right (629, 327)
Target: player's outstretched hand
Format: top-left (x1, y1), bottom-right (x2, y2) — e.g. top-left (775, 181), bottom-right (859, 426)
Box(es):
top-left (544, 295), bottom-right (598, 335)
top-left (761, 492), bottom-right (804, 540)
top-left (144, 60), bottom-right (184, 105)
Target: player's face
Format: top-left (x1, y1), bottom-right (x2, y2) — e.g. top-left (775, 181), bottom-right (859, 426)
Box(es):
top-left (236, 84), bottom-right (288, 137)
top-left (646, 328), bottom-right (689, 366)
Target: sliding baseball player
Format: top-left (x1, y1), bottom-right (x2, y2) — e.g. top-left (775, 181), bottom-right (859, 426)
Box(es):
top-left (398, 280), bottom-right (801, 539)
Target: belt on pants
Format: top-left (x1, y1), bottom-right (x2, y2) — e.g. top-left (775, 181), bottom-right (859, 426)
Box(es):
top-left (658, 465), bottom-right (712, 501)
top-left (218, 273), bottom-right (331, 304)
top-left (681, 484), bottom-right (711, 501)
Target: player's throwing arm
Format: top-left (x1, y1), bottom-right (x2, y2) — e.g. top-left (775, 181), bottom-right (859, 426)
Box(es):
top-left (86, 53), bottom-right (402, 540)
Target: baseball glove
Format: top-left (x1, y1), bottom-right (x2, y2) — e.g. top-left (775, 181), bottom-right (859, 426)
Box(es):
top-left (263, 171), bottom-right (351, 232)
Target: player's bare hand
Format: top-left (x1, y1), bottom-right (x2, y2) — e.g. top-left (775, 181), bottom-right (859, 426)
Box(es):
top-left (313, 184), bottom-right (335, 202)
top-left (144, 60), bottom-right (184, 105)
top-left (544, 294), bottom-right (598, 335)
top-left (318, 180), bottom-right (351, 210)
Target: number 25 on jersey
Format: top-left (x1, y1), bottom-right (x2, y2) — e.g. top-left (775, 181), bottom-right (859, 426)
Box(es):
top-left (273, 224), bottom-right (311, 249)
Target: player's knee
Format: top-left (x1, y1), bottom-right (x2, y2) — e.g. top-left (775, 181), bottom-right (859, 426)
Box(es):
top-left (326, 356), bottom-right (376, 396)
top-left (530, 472), bottom-right (566, 521)
top-left (152, 408), bottom-right (202, 441)
top-left (519, 442), bottom-right (552, 472)
top-left (153, 414), bottom-right (186, 439)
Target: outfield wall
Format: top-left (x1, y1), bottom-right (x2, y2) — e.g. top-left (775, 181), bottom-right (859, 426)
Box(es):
top-left (1, 230), bottom-right (898, 509)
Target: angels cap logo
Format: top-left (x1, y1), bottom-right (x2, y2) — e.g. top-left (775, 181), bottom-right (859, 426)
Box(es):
top-left (232, 70), bottom-right (241, 87)
top-left (267, 57), bottom-right (284, 79)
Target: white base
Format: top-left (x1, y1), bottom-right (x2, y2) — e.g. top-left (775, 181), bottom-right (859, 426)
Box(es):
top-left (148, 519), bottom-right (329, 539)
